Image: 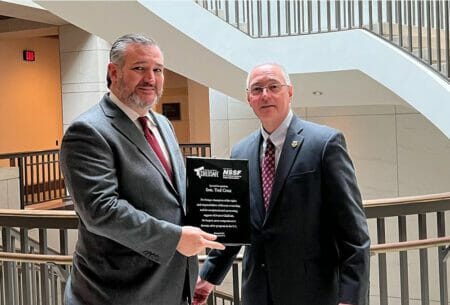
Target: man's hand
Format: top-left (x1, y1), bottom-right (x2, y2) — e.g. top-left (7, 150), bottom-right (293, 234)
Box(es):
top-left (192, 277), bottom-right (215, 305)
top-left (176, 226), bottom-right (225, 257)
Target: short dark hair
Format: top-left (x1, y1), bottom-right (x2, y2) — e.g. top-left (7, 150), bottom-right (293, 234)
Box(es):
top-left (110, 33), bottom-right (159, 67)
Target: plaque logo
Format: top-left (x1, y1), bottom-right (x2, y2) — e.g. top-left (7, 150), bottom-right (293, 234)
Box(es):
top-left (194, 166), bottom-right (220, 179)
top-left (222, 168), bottom-right (242, 180)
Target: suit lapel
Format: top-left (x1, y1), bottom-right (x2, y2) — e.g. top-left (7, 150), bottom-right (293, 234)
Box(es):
top-left (100, 96), bottom-right (178, 196)
top-left (264, 116), bottom-right (304, 222)
top-left (248, 133), bottom-right (266, 226)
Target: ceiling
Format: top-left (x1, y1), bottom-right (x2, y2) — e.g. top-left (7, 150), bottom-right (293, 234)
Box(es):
top-left (0, 1), bottom-right (65, 25)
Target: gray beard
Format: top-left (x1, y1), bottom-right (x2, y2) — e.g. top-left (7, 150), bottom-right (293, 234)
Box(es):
top-left (127, 92), bottom-right (159, 110)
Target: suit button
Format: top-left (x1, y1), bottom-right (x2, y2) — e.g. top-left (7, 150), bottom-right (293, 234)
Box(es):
top-left (261, 263), bottom-right (265, 268)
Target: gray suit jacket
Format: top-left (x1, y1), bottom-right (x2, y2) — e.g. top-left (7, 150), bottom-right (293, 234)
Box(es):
top-left (200, 115), bottom-right (370, 305)
top-left (60, 94), bottom-right (197, 305)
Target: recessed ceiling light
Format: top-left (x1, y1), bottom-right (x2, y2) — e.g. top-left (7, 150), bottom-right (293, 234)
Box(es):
top-left (312, 91), bottom-right (323, 96)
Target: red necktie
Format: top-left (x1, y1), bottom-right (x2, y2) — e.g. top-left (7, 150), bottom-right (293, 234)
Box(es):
top-left (138, 116), bottom-right (173, 181)
top-left (261, 139), bottom-right (275, 211)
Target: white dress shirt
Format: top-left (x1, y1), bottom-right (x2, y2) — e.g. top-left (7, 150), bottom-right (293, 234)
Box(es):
top-left (260, 110), bottom-right (293, 170)
top-left (109, 92), bottom-right (172, 170)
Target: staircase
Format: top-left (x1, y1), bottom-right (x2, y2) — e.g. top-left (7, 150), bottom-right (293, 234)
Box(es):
top-left (33, 0), bottom-right (450, 139)
top-left (195, 0), bottom-right (450, 82)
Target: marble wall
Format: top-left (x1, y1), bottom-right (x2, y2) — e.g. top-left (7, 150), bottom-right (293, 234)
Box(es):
top-left (0, 167), bottom-right (20, 209)
top-left (59, 25), bottom-right (110, 132)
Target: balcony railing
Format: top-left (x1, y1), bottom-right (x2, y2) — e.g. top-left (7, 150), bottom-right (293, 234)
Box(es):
top-left (195, 0), bottom-right (450, 81)
top-left (0, 192), bottom-right (449, 305)
top-left (0, 150), bottom-right (68, 209)
top-left (0, 209), bottom-right (76, 305)
top-left (0, 144), bottom-right (211, 209)
top-left (199, 192), bottom-right (450, 305)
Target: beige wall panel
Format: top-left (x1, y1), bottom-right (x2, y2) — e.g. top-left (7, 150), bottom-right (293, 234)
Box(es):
top-left (0, 37), bottom-right (62, 153)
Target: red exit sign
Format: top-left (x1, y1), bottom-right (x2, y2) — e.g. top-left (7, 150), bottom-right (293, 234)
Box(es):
top-left (23, 50), bottom-right (35, 62)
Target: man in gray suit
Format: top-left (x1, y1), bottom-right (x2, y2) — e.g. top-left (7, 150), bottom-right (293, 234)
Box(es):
top-left (193, 63), bottom-right (370, 305)
top-left (60, 34), bottom-right (224, 305)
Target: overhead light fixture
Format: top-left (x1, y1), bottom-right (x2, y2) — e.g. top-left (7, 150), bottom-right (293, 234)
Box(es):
top-left (312, 91), bottom-right (323, 96)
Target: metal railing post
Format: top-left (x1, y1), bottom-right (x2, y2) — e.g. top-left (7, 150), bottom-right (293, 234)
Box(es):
top-left (377, 218), bottom-right (388, 305)
top-left (446, 0), bottom-right (450, 78)
top-left (377, 0), bottom-right (383, 35)
top-left (39, 229), bottom-right (49, 305)
top-left (408, 0), bottom-right (413, 52)
top-left (2, 228), bottom-right (14, 305)
top-left (427, 0), bottom-right (433, 64)
top-left (436, 0), bottom-right (442, 71)
top-left (397, 0), bottom-right (403, 47)
top-left (398, 215), bottom-right (409, 305)
top-left (437, 211), bottom-right (448, 305)
top-left (18, 157), bottom-right (25, 209)
top-left (21, 228), bottom-right (32, 305)
top-left (418, 213), bottom-right (430, 305)
top-left (418, 0), bottom-right (424, 59)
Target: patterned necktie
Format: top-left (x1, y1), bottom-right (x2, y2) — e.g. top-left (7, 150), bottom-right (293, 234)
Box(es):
top-left (138, 116), bottom-right (173, 181)
top-left (261, 139), bottom-right (275, 211)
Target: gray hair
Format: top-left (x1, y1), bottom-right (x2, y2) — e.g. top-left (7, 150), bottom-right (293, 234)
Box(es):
top-left (109, 33), bottom-right (160, 67)
top-left (246, 63), bottom-right (292, 88)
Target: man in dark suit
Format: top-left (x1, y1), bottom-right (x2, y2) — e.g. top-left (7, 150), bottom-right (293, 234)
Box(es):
top-left (60, 34), bottom-right (224, 305)
top-left (193, 63), bottom-right (370, 305)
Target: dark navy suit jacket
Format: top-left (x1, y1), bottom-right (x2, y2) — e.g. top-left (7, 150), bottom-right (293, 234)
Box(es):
top-left (200, 115), bottom-right (370, 305)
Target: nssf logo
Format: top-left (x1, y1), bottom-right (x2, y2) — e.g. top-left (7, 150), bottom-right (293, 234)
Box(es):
top-left (194, 166), bottom-right (219, 179)
top-left (223, 168), bottom-right (242, 180)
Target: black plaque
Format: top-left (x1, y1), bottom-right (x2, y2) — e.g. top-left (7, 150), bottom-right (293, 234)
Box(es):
top-left (186, 157), bottom-right (250, 245)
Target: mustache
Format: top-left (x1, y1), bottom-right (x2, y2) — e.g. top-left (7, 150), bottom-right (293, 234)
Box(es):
top-left (138, 81), bottom-right (157, 88)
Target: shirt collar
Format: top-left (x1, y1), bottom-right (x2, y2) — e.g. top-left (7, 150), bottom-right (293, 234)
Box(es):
top-left (260, 110), bottom-right (293, 148)
top-left (109, 92), bottom-right (157, 126)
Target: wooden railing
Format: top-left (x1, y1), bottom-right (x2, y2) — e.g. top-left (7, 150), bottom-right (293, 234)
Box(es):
top-left (0, 150), bottom-right (68, 208)
top-left (0, 144), bottom-right (211, 209)
top-left (0, 192), bottom-right (449, 305)
top-left (179, 143), bottom-right (212, 160)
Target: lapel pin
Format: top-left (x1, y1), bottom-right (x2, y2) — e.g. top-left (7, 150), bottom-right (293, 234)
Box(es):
top-left (291, 141), bottom-right (299, 148)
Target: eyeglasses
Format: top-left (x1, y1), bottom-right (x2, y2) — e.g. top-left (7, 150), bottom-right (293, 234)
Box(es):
top-left (247, 84), bottom-right (289, 96)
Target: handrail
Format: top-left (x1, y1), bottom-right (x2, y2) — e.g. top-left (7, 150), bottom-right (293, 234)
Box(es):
top-left (1, 235), bottom-right (449, 265)
top-left (0, 191), bottom-right (448, 265)
top-left (196, 0), bottom-right (450, 82)
top-left (0, 252), bottom-right (73, 264)
top-left (363, 191), bottom-right (450, 217)
top-left (364, 191), bottom-right (450, 206)
top-left (0, 208), bottom-right (78, 229)
top-left (0, 149), bottom-right (62, 159)
top-left (370, 236), bottom-right (450, 254)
